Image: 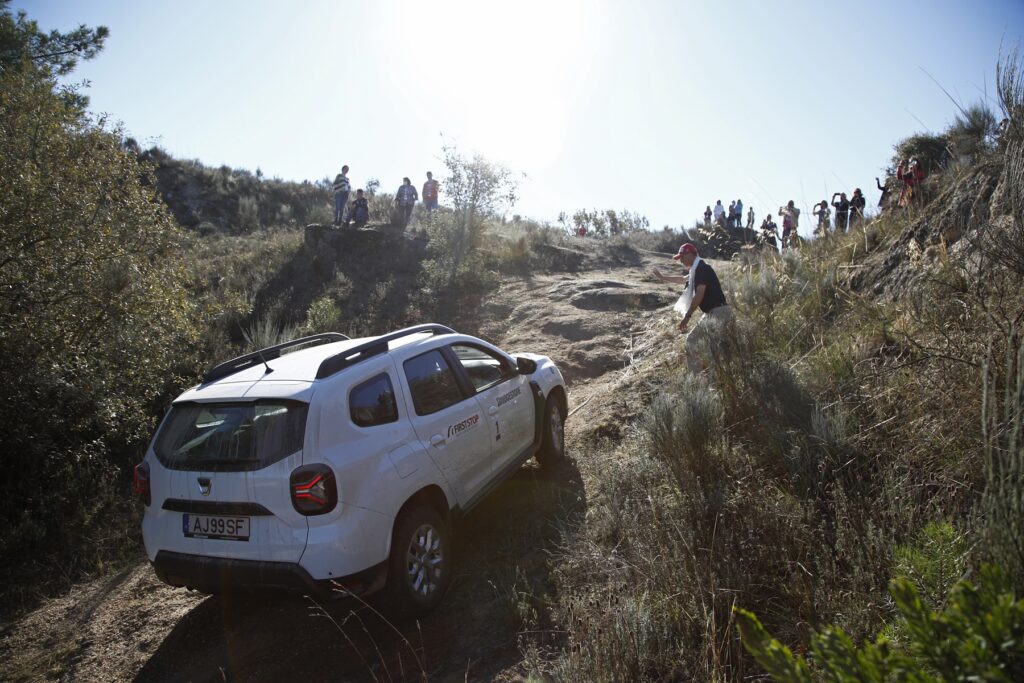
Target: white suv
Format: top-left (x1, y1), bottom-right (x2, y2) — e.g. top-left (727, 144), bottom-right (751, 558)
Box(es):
top-left (134, 324), bottom-right (567, 615)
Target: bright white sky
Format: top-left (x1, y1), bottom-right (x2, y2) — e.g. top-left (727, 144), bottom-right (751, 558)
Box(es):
top-left (18, 0), bottom-right (1024, 237)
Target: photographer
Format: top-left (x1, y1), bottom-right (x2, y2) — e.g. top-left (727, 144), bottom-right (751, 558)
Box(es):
top-left (831, 192), bottom-right (850, 232)
top-left (850, 188), bottom-right (866, 227)
top-left (813, 200), bottom-right (831, 236)
top-left (778, 201), bottom-right (800, 250)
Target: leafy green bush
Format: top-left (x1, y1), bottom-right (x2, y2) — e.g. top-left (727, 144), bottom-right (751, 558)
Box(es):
top-left (891, 133), bottom-right (950, 176)
top-left (0, 26), bottom-right (206, 605)
top-left (736, 565), bottom-right (1024, 682)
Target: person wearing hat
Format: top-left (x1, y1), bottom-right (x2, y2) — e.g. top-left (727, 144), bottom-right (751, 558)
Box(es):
top-left (653, 243), bottom-right (732, 373)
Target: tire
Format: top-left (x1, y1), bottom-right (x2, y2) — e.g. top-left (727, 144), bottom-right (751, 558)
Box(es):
top-left (384, 505), bottom-right (452, 618)
top-left (536, 398), bottom-right (566, 470)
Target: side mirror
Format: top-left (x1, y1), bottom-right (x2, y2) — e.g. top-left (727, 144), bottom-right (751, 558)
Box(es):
top-left (516, 356), bottom-right (537, 375)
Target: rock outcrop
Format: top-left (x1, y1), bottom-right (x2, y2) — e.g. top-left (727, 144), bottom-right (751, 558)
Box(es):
top-left (851, 156), bottom-right (1011, 299)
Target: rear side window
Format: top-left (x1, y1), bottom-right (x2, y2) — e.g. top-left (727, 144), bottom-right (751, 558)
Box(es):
top-left (404, 350), bottom-right (464, 415)
top-left (154, 401), bottom-right (308, 471)
top-left (350, 373), bottom-right (399, 427)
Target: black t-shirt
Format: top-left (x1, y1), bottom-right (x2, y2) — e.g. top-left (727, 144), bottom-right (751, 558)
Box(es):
top-left (833, 198), bottom-right (850, 215)
top-left (692, 261), bottom-right (727, 313)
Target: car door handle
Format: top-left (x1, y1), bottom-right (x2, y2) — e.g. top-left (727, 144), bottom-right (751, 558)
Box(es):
top-left (430, 435), bottom-right (446, 448)
top-left (487, 406), bottom-right (498, 416)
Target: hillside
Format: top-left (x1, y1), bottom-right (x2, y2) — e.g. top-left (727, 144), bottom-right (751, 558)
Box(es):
top-left (3, 6), bottom-right (1024, 677)
top-left (0, 246), bottom-right (721, 682)
top-left (4, 121), bottom-right (1023, 678)
top-left (140, 145), bottom-right (334, 234)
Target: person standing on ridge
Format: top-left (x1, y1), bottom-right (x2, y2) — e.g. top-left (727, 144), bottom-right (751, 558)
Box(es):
top-left (727, 201), bottom-right (737, 228)
top-left (778, 200), bottom-right (800, 250)
top-left (760, 215), bottom-right (778, 250)
top-left (746, 206), bottom-right (755, 231)
top-left (831, 191), bottom-right (850, 233)
top-left (652, 243), bottom-right (732, 374)
top-left (813, 200), bottom-right (831, 236)
top-left (713, 200), bottom-right (726, 226)
top-left (735, 199), bottom-right (744, 231)
top-left (897, 157), bottom-right (926, 207)
top-left (704, 205), bottom-right (713, 227)
top-left (422, 172), bottom-right (440, 214)
top-left (850, 188), bottom-right (866, 228)
top-left (876, 176), bottom-right (892, 210)
top-left (333, 165), bottom-right (351, 226)
top-left (395, 177), bottom-right (419, 230)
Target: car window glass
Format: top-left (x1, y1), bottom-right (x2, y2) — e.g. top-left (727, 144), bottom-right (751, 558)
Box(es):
top-left (451, 344), bottom-right (514, 392)
top-left (154, 401), bottom-right (307, 471)
top-left (403, 350), bottom-right (465, 415)
top-left (350, 373), bottom-right (399, 427)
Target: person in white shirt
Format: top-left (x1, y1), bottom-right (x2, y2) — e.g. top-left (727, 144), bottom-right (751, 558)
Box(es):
top-left (332, 165), bottom-right (351, 225)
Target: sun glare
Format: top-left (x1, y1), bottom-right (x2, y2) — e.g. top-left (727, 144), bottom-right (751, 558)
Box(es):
top-left (389, 0), bottom-right (600, 169)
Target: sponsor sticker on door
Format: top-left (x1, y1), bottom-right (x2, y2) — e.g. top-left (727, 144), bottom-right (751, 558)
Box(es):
top-left (496, 386), bottom-right (521, 406)
top-left (447, 413), bottom-right (480, 439)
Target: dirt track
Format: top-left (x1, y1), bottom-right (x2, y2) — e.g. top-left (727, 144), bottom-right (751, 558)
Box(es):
top-left (0, 251), bottom-right (727, 682)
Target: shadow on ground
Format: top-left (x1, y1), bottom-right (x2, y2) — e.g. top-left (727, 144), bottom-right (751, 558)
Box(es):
top-left (133, 458), bottom-right (586, 683)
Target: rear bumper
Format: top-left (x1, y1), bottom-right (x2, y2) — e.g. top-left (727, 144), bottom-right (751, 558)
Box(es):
top-left (152, 550), bottom-right (387, 599)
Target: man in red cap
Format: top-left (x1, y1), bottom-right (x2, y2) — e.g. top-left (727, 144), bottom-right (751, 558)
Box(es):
top-left (653, 243), bottom-right (732, 373)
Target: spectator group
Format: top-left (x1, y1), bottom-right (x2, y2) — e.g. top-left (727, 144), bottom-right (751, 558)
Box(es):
top-left (331, 165), bottom-right (441, 230)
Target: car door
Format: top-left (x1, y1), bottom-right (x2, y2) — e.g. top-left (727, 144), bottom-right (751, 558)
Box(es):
top-left (447, 343), bottom-right (534, 471)
top-left (401, 347), bottom-right (491, 505)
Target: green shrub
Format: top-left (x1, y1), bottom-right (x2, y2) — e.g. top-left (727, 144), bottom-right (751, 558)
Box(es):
top-left (736, 565), bottom-right (1024, 682)
top-left (0, 31), bottom-right (206, 608)
top-left (238, 194), bottom-right (260, 230)
top-left (304, 295), bottom-right (343, 334)
top-left (891, 132), bottom-right (950, 176)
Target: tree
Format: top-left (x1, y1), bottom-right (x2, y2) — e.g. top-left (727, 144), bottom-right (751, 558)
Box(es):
top-left (427, 145), bottom-right (519, 288)
top-left (0, 7), bottom-right (202, 589)
top-left (441, 143), bottom-right (519, 219)
top-left (0, 1), bottom-right (108, 76)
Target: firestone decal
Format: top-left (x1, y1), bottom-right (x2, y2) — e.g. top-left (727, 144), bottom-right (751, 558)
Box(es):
top-left (496, 386), bottom-right (522, 407)
top-left (447, 413), bottom-right (481, 439)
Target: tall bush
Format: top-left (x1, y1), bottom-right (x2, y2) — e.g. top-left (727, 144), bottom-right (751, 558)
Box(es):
top-left (0, 35), bottom-right (202, 596)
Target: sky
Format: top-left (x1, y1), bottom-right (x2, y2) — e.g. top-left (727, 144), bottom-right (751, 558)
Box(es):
top-left (16, 0), bottom-right (1024, 237)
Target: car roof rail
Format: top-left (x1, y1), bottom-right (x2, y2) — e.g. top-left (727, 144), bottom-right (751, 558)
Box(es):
top-left (316, 324), bottom-right (455, 380)
top-left (203, 332), bottom-right (350, 384)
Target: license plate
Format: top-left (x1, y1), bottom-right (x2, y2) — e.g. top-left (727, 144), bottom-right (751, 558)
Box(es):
top-left (183, 514), bottom-right (250, 541)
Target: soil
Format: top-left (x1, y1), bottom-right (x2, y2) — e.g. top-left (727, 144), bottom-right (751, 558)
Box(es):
top-left (0, 252), bottom-right (732, 683)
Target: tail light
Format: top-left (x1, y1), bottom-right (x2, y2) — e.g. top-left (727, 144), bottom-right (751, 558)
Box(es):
top-left (133, 462), bottom-right (151, 506)
top-left (290, 464), bottom-right (337, 516)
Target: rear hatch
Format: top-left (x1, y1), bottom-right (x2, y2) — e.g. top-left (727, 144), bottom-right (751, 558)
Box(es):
top-left (147, 399), bottom-right (310, 563)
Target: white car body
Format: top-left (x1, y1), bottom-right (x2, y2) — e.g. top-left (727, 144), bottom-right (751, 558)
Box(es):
top-left (138, 325), bottom-right (567, 599)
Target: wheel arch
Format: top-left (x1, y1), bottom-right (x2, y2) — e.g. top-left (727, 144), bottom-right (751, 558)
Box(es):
top-left (546, 384), bottom-right (568, 418)
top-left (389, 484), bottom-right (452, 555)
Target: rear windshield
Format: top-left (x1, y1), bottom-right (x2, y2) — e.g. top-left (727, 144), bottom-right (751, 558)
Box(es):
top-left (154, 401), bottom-right (308, 471)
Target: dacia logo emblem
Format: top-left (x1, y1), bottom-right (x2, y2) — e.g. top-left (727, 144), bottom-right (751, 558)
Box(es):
top-left (197, 477), bottom-right (211, 496)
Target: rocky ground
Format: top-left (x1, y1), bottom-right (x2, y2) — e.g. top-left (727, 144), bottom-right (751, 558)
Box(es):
top-left (0, 253), bottom-right (732, 683)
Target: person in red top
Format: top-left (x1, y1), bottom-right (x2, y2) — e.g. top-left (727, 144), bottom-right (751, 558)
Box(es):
top-left (422, 172), bottom-right (440, 214)
top-left (897, 157), bottom-right (926, 207)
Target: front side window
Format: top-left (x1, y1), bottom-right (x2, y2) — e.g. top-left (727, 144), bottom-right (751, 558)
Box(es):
top-left (450, 343), bottom-right (515, 392)
top-left (154, 400), bottom-right (307, 471)
top-left (350, 373), bottom-right (399, 427)
top-left (404, 350), bottom-right (464, 415)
